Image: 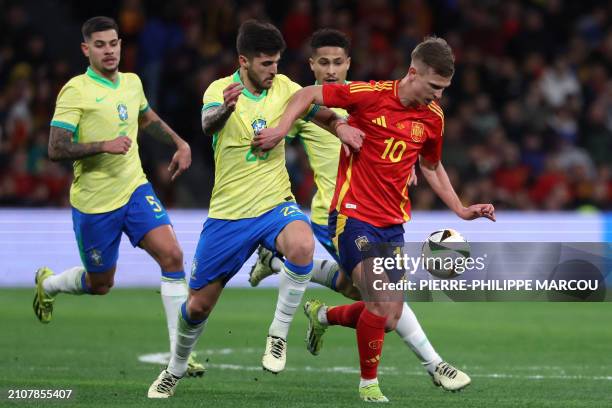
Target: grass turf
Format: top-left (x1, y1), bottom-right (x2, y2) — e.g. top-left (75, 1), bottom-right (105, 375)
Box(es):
top-left (1, 288), bottom-right (611, 407)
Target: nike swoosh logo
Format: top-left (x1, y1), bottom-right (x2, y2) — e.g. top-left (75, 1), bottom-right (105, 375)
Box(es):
top-left (155, 213), bottom-right (166, 219)
top-left (95, 96), bottom-right (107, 102)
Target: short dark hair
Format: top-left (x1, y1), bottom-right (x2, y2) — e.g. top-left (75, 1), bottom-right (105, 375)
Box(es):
top-left (82, 16), bottom-right (119, 41)
top-left (411, 36), bottom-right (455, 78)
top-left (310, 28), bottom-right (351, 55)
top-left (236, 20), bottom-right (286, 58)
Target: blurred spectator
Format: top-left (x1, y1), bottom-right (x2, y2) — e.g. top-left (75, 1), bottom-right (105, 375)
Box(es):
top-left (0, 0), bottom-right (611, 211)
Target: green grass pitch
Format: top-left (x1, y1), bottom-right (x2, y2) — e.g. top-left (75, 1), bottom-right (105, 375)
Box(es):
top-left (1, 288), bottom-right (611, 407)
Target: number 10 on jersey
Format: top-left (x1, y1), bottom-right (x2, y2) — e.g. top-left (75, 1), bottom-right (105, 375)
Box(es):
top-left (381, 137), bottom-right (407, 162)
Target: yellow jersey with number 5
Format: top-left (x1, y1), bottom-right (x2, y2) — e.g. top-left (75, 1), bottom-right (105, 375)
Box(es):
top-left (50, 67), bottom-right (149, 214)
top-left (202, 71), bottom-right (316, 220)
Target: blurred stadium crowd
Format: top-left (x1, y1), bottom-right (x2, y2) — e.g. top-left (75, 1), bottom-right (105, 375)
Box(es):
top-left (0, 0), bottom-right (610, 210)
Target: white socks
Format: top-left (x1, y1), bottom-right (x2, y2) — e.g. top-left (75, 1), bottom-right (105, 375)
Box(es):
top-left (161, 279), bottom-right (188, 355)
top-left (167, 306), bottom-right (206, 378)
top-left (360, 377), bottom-right (379, 387)
top-left (42, 266), bottom-right (86, 295)
top-left (310, 259), bottom-right (339, 288)
top-left (268, 260), bottom-right (312, 339)
top-left (395, 302), bottom-right (442, 374)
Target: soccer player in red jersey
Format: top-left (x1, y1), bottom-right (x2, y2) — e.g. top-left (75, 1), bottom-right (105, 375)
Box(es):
top-left (254, 37), bottom-right (495, 402)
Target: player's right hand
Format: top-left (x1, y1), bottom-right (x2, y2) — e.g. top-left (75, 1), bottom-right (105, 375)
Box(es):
top-left (336, 123), bottom-right (365, 153)
top-left (223, 82), bottom-right (243, 110)
top-left (103, 136), bottom-right (132, 155)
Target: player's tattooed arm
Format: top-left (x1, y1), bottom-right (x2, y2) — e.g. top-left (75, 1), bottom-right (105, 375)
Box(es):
top-left (139, 108), bottom-right (191, 180)
top-left (48, 126), bottom-right (131, 160)
top-left (201, 104), bottom-right (234, 136)
top-left (201, 82), bottom-right (243, 136)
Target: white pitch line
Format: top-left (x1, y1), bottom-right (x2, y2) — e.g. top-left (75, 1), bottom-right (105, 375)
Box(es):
top-left (137, 352), bottom-right (612, 381)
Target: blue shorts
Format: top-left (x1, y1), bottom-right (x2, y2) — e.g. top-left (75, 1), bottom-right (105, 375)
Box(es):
top-left (72, 182), bottom-right (171, 273)
top-left (189, 202), bottom-right (310, 289)
top-left (311, 222), bottom-right (341, 263)
top-left (329, 210), bottom-right (404, 276)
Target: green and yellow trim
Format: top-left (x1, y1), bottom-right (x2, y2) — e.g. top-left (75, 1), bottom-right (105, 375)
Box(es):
top-left (86, 66), bottom-right (120, 89)
top-left (232, 70), bottom-right (267, 101)
top-left (50, 120), bottom-right (77, 133)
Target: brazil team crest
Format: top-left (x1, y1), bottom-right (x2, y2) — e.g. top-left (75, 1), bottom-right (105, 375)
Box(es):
top-left (117, 104), bottom-right (128, 121)
top-left (251, 118), bottom-right (267, 134)
top-left (88, 249), bottom-right (103, 266)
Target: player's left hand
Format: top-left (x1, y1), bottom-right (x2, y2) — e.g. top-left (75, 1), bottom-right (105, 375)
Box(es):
top-left (408, 165), bottom-right (417, 186)
top-left (458, 204), bottom-right (496, 221)
top-left (252, 127), bottom-right (286, 151)
top-left (168, 143), bottom-right (192, 181)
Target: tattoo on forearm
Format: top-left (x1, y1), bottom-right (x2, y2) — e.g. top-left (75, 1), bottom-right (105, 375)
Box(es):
top-left (201, 105), bottom-right (233, 136)
top-left (142, 119), bottom-right (173, 140)
top-left (48, 127), bottom-right (105, 161)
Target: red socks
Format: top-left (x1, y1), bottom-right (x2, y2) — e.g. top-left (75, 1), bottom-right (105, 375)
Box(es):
top-left (327, 301), bottom-right (365, 328)
top-left (327, 302), bottom-right (387, 380)
top-left (356, 308), bottom-right (387, 380)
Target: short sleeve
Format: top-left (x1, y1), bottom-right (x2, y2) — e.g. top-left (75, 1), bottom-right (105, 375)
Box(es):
top-left (322, 81), bottom-right (381, 113)
top-left (137, 76), bottom-right (149, 113)
top-left (420, 115), bottom-right (444, 163)
top-left (50, 83), bottom-right (82, 132)
top-left (202, 80), bottom-right (225, 111)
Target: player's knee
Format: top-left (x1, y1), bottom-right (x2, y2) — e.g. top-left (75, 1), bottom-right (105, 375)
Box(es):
top-left (89, 282), bottom-right (112, 295)
top-left (336, 275), bottom-right (361, 300)
top-left (159, 245), bottom-right (184, 271)
top-left (283, 236), bottom-right (314, 265)
top-left (187, 297), bottom-right (213, 320)
top-left (87, 273), bottom-right (114, 295)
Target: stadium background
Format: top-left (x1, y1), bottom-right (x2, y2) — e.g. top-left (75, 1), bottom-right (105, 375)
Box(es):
top-left (1, 2), bottom-right (611, 407)
top-left (0, 0), bottom-right (611, 211)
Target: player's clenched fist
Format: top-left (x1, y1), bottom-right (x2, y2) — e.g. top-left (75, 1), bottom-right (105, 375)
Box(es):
top-left (103, 135), bottom-right (132, 154)
top-left (223, 82), bottom-right (243, 110)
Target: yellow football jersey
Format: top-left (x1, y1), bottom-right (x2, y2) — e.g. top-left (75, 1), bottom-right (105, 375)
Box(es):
top-left (291, 105), bottom-right (347, 225)
top-left (51, 67), bottom-right (149, 213)
top-left (202, 71), bottom-right (316, 219)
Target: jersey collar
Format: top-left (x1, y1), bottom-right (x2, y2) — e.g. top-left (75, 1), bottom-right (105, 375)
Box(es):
top-left (233, 70), bottom-right (267, 101)
top-left (86, 66), bottom-right (120, 89)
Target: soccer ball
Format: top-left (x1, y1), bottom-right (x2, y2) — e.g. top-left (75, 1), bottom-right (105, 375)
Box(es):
top-left (421, 229), bottom-right (470, 279)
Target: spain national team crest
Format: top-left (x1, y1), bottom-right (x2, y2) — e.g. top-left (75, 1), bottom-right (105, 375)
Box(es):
top-left (355, 235), bottom-right (371, 252)
top-left (88, 249), bottom-right (103, 266)
top-left (251, 118), bottom-right (267, 134)
top-left (117, 104), bottom-right (128, 121)
top-left (410, 121), bottom-right (425, 143)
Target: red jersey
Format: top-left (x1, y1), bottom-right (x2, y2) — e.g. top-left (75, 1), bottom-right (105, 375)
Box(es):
top-left (323, 80), bottom-right (444, 227)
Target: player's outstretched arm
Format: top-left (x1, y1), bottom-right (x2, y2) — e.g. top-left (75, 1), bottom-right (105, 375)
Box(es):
top-left (48, 126), bottom-right (131, 160)
top-left (253, 86), bottom-right (363, 151)
top-left (419, 156), bottom-right (495, 221)
top-left (139, 108), bottom-right (191, 181)
top-left (252, 86), bottom-right (323, 150)
top-left (201, 82), bottom-right (243, 137)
